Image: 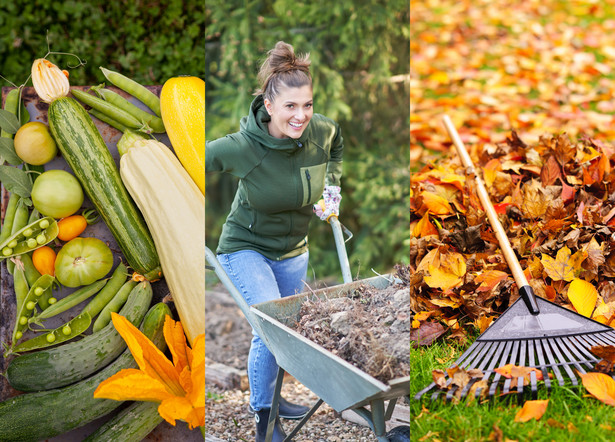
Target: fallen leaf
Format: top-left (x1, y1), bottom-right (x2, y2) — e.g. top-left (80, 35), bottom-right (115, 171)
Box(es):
top-left (547, 418), bottom-right (565, 429)
top-left (567, 278), bottom-right (598, 317)
top-left (432, 369), bottom-right (447, 389)
top-left (579, 372), bottom-right (615, 406)
top-left (422, 191), bottom-right (453, 215)
top-left (514, 400), bottom-right (549, 423)
top-left (541, 246), bottom-right (587, 282)
top-left (424, 251), bottom-right (466, 290)
top-left (412, 212), bottom-right (439, 238)
top-left (475, 270), bottom-right (509, 292)
top-left (410, 321), bottom-right (446, 347)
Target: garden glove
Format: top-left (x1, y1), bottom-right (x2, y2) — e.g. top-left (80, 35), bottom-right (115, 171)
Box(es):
top-left (313, 185), bottom-right (341, 222)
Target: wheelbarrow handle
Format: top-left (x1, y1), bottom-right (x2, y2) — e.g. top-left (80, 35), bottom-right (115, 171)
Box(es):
top-left (329, 216), bottom-right (353, 284)
top-left (442, 115), bottom-right (539, 315)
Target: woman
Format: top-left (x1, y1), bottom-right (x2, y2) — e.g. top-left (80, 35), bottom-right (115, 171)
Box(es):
top-left (206, 41), bottom-right (343, 441)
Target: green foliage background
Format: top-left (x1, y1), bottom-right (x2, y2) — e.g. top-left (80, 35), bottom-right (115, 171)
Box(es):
top-left (0, 0), bottom-right (205, 87)
top-left (206, 1), bottom-right (410, 281)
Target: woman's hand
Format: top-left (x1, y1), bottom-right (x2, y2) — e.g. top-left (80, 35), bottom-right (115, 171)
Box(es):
top-left (313, 186), bottom-right (342, 221)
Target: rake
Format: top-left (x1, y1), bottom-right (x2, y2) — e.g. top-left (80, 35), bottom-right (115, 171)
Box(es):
top-left (414, 115), bottom-right (615, 403)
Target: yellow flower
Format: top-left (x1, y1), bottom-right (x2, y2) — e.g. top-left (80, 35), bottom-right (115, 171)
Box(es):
top-left (31, 58), bottom-right (70, 103)
top-left (94, 312), bottom-right (204, 430)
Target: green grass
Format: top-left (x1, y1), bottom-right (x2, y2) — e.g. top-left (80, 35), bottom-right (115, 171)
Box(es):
top-left (411, 341), bottom-right (615, 441)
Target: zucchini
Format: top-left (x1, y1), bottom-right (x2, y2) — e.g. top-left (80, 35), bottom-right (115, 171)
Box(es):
top-left (0, 302), bottom-right (170, 441)
top-left (47, 96), bottom-right (162, 281)
top-left (6, 280), bottom-right (153, 391)
top-left (83, 401), bottom-right (163, 442)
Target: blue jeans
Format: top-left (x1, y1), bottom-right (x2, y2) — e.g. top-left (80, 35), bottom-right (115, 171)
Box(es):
top-left (217, 250), bottom-right (309, 411)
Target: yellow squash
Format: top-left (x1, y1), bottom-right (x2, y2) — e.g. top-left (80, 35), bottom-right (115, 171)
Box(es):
top-left (119, 134), bottom-right (204, 344)
top-left (160, 76), bottom-right (205, 195)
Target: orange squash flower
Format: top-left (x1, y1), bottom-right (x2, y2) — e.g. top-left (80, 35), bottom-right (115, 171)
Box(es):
top-left (94, 312), bottom-right (204, 430)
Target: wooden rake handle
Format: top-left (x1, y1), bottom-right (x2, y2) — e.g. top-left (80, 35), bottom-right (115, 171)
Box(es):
top-left (442, 115), bottom-right (539, 315)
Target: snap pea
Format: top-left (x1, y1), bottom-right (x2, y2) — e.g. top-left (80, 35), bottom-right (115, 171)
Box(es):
top-left (12, 263), bottom-right (29, 315)
top-left (26, 207), bottom-right (39, 224)
top-left (82, 262), bottom-right (128, 319)
top-left (92, 279), bottom-right (137, 332)
top-left (71, 89), bottom-right (142, 130)
top-left (0, 193), bottom-right (20, 244)
top-left (91, 85), bottom-right (165, 133)
top-left (7, 198), bottom-right (30, 274)
top-left (88, 109), bottom-right (129, 133)
top-left (32, 278), bottom-right (108, 323)
top-left (0, 216), bottom-right (59, 260)
top-left (1, 88), bottom-right (19, 139)
top-left (10, 274), bottom-right (55, 348)
top-left (99, 67), bottom-right (161, 117)
top-left (13, 312), bottom-right (91, 353)
top-left (19, 253), bottom-right (54, 310)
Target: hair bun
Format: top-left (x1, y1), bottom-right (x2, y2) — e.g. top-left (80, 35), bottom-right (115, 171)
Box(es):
top-left (256, 41), bottom-right (312, 100)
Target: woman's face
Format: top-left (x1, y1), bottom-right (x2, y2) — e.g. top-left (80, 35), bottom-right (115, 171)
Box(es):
top-left (264, 85), bottom-right (313, 139)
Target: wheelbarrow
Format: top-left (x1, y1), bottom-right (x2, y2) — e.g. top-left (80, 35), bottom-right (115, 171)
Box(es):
top-left (205, 217), bottom-right (410, 441)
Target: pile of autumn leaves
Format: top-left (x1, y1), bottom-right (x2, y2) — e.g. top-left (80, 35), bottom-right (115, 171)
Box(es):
top-left (410, 130), bottom-right (615, 419)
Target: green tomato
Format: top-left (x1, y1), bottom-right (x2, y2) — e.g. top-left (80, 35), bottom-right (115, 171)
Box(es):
top-left (54, 237), bottom-right (113, 287)
top-left (14, 121), bottom-right (58, 166)
top-left (31, 170), bottom-right (84, 219)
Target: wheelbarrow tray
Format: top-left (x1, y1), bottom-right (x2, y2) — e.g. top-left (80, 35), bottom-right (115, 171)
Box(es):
top-left (250, 275), bottom-right (410, 412)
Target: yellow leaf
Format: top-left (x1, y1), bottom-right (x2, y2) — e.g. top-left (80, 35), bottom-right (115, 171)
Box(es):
top-left (483, 158), bottom-right (501, 187)
top-left (514, 400), bottom-right (549, 423)
top-left (579, 372), bottom-right (615, 406)
top-left (424, 251), bottom-right (466, 290)
top-left (568, 279), bottom-right (598, 318)
top-left (541, 246), bottom-right (587, 282)
top-left (421, 191), bottom-right (453, 215)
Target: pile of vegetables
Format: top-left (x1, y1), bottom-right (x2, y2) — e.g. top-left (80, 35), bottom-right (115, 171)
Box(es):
top-left (0, 56), bottom-right (205, 440)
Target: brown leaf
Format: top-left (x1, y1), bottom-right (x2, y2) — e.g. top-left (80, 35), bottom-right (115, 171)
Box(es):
top-left (540, 155), bottom-right (562, 186)
top-left (521, 180), bottom-right (548, 219)
top-left (432, 369), bottom-right (447, 389)
top-left (410, 321), bottom-right (446, 347)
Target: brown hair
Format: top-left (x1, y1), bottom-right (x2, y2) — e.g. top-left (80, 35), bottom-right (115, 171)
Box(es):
top-left (256, 41), bottom-right (312, 102)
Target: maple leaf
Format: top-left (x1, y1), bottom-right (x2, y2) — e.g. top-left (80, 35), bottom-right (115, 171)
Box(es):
top-left (410, 321), bottom-right (446, 347)
top-left (424, 251), bottom-right (466, 290)
top-left (567, 278), bottom-right (598, 318)
top-left (412, 212), bottom-right (439, 238)
top-left (514, 400), bottom-right (549, 423)
top-left (521, 180), bottom-right (548, 219)
top-left (540, 155), bottom-right (562, 186)
top-left (541, 246), bottom-right (587, 282)
top-left (579, 372), bottom-right (615, 406)
top-left (474, 270), bottom-right (509, 292)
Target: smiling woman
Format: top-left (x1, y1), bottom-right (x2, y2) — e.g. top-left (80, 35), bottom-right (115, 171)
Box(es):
top-left (205, 40), bottom-right (344, 442)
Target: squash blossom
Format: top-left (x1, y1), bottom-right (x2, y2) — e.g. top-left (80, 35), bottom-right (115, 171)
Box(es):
top-left (31, 58), bottom-right (70, 103)
top-left (94, 312), bottom-right (205, 430)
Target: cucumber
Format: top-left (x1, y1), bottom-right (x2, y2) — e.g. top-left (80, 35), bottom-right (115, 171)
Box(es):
top-left (47, 96), bottom-right (162, 281)
top-left (0, 302), bottom-right (171, 441)
top-left (83, 401), bottom-right (163, 442)
top-left (6, 281), bottom-right (153, 391)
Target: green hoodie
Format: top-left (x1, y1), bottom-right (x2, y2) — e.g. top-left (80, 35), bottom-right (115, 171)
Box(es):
top-left (206, 95), bottom-right (344, 260)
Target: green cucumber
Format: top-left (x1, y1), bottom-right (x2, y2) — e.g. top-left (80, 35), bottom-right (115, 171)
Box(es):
top-left (0, 302), bottom-right (171, 441)
top-left (47, 96), bottom-right (162, 281)
top-left (82, 401), bottom-right (163, 442)
top-left (6, 280), bottom-right (153, 391)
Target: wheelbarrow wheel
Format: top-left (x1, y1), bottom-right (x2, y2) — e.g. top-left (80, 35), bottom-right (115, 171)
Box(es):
top-left (386, 425), bottom-right (409, 442)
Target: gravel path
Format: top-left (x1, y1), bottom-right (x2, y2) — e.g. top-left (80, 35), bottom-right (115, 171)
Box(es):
top-left (204, 285), bottom-right (380, 441)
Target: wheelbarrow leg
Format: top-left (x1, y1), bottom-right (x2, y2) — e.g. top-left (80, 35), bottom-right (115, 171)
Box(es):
top-left (266, 366), bottom-right (285, 442)
top-left (350, 399), bottom-right (388, 442)
top-left (285, 398), bottom-right (324, 440)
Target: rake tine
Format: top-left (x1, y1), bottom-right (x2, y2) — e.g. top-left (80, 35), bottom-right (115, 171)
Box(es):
top-left (542, 339), bottom-right (566, 386)
top-left (534, 340), bottom-right (552, 390)
top-left (516, 340), bottom-right (528, 403)
top-left (556, 337), bottom-right (591, 375)
top-left (527, 339), bottom-right (538, 399)
top-left (502, 340), bottom-right (521, 396)
top-left (552, 338), bottom-right (579, 385)
top-left (488, 341), bottom-right (514, 398)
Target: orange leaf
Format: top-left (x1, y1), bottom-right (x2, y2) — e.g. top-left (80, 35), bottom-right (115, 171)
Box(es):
top-left (483, 159), bottom-right (501, 187)
top-left (579, 372), bottom-right (615, 406)
top-left (514, 400), bottom-right (549, 423)
top-left (412, 212), bottom-right (439, 238)
top-left (567, 279), bottom-right (598, 318)
top-left (421, 191), bottom-right (452, 215)
top-left (424, 251), bottom-right (466, 290)
top-left (474, 270), bottom-right (508, 292)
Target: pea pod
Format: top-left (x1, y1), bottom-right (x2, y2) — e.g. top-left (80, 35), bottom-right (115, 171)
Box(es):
top-left (88, 109), bottom-right (129, 133)
top-left (91, 85), bottom-right (165, 133)
top-left (10, 274), bottom-right (55, 347)
top-left (70, 89), bottom-right (142, 130)
top-left (7, 198), bottom-right (31, 274)
top-left (19, 253), bottom-right (54, 310)
top-left (82, 262), bottom-right (128, 319)
top-left (0, 216), bottom-right (59, 260)
top-left (0, 193), bottom-right (20, 244)
top-left (12, 263), bottom-right (29, 315)
top-left (99, 67), bottom-right (161, 117)
top-left (31, 278), bottom-right (107, 324)
top-left (92, 279), bottom-right (137, 332)
top-left (13, 312), bottom-right (91, 353)
top-left (1, 88), bottom-right (19, 139)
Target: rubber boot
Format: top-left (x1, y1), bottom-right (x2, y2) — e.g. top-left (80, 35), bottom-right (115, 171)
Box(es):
top-left (249, 396), bottom-right (310, 420)
top-left (255, 408), bottom-right (287, 442)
